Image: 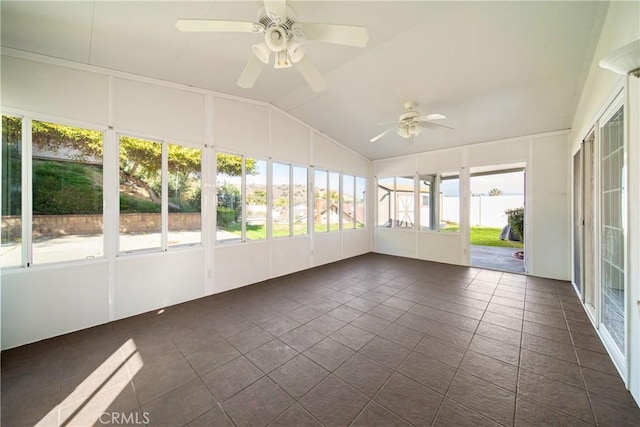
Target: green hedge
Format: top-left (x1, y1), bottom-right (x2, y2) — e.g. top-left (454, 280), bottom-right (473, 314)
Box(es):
top-left (216, 207), bottom-right (236, 227)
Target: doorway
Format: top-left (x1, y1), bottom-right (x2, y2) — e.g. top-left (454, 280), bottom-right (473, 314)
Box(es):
top-left (469, 166), bottom-right (526, 273)
top-left (574, 130), bottom-right (596, 317)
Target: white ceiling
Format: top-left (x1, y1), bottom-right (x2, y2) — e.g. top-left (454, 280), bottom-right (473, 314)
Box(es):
top-left (1, 1), bottom-right (608, 160)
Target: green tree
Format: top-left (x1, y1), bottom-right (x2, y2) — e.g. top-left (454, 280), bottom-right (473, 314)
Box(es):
top-left (488, 188), bottom-right (502, 196)
top-left (247, 189), bottom-right (267, 205)
top-left (216, 153), bottom-right (258, 176)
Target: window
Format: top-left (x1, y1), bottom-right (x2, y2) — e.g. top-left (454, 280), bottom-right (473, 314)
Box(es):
top-left (377, 176), bottom-right (415, 228)
top-left (119, 136), bottom-right (202, 251)
top-left (314, 169), bottom-right (328, 232)
top-left (246, 159), bottom-right (267, 240)
top-left (292, 166), bottom-right (308, 236)
top-left (119, 136), bottom-right (162, 252)
top-left (355, 176), bottom-right (366, 228)
top-left (440, 173), bottom-right (460, 232)
top-left (216, 153), bottom-right (243, 243)
top-left (168, 144), bottom-right (201, 247)
top-left (31, 120), bottom-right (104, 264)
top-left (342, 175), bottom-right (355, 229)
top-left (328, 171), bottom-right (340, 231)
top-left (272, 162), bottom-right (290, 237)
top-left (419, 175), bottom-right (436, 230)
top-left (1, 116), bottom-right (22, 267)
top-left (417, 173), bottom-right (459, 232)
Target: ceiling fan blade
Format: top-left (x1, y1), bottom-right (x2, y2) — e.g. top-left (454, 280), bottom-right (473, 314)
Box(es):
top-left (176, 19), bottom-right (256, 33)
top-left (420, 121), bottom-right (454, 131)
top-left (299, 23), bottom-right (369, 47)
top-left (370, 127), bottom-right (396, 143)
top-left (264, 0), bottom-right (287, 18)
top-left (237, 54), bottom-right (266, 89)
top-left (415, 113), bottom-right (446, 121)
top-left (294, 55), bottom-right (327, 92)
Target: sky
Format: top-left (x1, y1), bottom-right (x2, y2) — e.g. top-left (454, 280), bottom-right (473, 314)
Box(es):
top-left (470, 171), bottom-right (525, 196)
top-left (440, 170), bottom-right (524, 197)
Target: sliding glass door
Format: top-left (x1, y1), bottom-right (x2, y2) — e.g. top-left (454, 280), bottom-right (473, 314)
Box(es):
top-left (599, 103), bottom-right (626, 359)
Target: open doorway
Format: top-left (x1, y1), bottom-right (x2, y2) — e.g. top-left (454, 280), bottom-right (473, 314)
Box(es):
top-left (469, 166), bottom-right (525, 273)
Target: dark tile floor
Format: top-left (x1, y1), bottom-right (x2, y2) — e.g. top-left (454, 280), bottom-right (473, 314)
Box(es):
top-left (2, 253), bottom-right (639, 426)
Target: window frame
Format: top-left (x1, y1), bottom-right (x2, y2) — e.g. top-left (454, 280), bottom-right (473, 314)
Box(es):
top-left (118, 133), bottom-right (203, 254)
top-left (1, 113), bottom-right (111, 268)
top-left (376, 175), bottom-right (416, 230)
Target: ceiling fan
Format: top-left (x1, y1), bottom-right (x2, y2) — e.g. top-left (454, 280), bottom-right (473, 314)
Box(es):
top-left (176, 0), bottom-right (369, 92)
top-left (370, 101), bottom-right (453, 142)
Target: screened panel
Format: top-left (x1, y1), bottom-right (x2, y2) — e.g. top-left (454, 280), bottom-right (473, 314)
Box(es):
top-left (1, 116), bottom-right (22, 267)
top-left (355, 177), bottom-right (366, 228)
top-left (314, 169), bottom-right (328, 233)
top-left (342, 174), bottom-right (355, 229)
top-left (272, 162), bottom-right (291, 237)
top-left (168, 144), bottom-right (201, 247)
top-left (292, 166), bottom-right (308, 236)
top-left (216, 153), bottom-right (243, 243)
top-left (246, 159), bottom-right (267, 240)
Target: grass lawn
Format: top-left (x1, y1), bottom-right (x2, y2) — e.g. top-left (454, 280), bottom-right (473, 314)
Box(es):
top-left (221, 222), bottom-right (357, 239)
top-left (446, 226), bottom-right (523, 248)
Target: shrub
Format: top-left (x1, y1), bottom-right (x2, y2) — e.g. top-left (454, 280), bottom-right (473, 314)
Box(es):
top-left (217, 207), bottom-right (236, 227)
top-left (119, 195), bottom-right (160, 213)
top-left (505, 207), bottom-right (524, 241)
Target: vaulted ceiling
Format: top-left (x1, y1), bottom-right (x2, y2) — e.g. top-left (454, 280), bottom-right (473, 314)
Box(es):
top-left (1, 1), bottom-right (608, 160)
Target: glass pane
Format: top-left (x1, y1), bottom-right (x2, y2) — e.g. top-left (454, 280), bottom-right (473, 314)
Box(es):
top-left (441, 175), bottom-right (460, 232)
top-left (119, 136), bottom-right (161, 252)
top-left (246, 159), bottom-right (267, 240)
top-left (395, 177), bottom-right (414, 228)
top-left (377, 177), bottom-right (394, 227)
top-left (328, 172), bottom-right (340, 231)
top-left (314, 170), bottom-right (328, 233)
top-left (216, 153), bottom-right (242, 243)
top-left (342, 175), bottom-right (355, 230)
top-left (419, 175), bottom-right (434, 231)
top-left (168, 144), bottom-right (201, 247)
top-left (355, 177), bottom-right (366, 228)
top-left (1, 116), bottom-right (22, 267)
top-left (292, 166), bottom-right (308, 236)
top-left (30, 121), bottom-right (103, 264)
top-left (272, 162), bottom-right (290, 237)
top-left (600, 106), bottom-right (625, 353)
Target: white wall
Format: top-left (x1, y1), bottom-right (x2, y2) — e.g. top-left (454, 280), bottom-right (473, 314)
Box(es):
top-left (0, 52), bottom-right (371, 350)
top-left (568, 0), bottom-right (640, 404)
top-left (372, 131), bottom-right (570, 280)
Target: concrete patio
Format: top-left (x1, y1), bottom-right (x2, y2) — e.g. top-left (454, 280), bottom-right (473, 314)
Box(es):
top-left (471, 245), bottom-right (525, 274)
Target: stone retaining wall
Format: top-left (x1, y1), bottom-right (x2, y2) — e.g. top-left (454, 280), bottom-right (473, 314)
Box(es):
top-left (2, 213), bottom-right (201, 239)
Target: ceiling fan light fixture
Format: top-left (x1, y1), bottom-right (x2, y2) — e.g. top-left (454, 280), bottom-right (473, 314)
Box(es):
top-left (265, 26), bottom-right (287, 52)
top-left (599, 39), bottom-right (640, 78)
top-left (287, 39), bottom-right (305, 63)
top-left (397, 126), bottom-right (410, 139)
top-left (252, 43), bottom-right (271, 64)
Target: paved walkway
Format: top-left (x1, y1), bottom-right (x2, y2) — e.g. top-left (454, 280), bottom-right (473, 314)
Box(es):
top-left (471, 244), bottom-right (525, 273)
